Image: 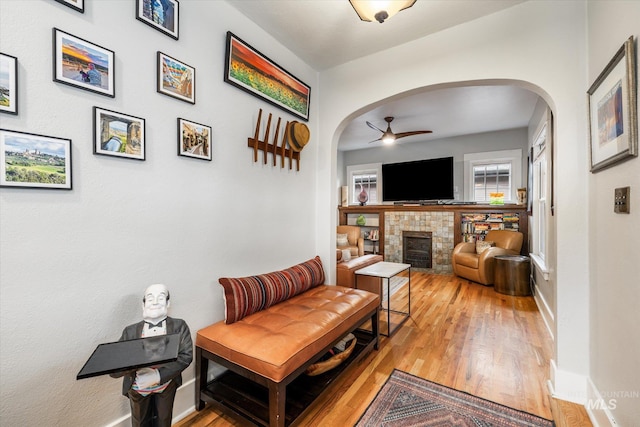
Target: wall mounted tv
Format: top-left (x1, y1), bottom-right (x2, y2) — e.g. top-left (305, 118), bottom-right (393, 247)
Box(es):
top-left (382, 156), bottom-right (454, 202)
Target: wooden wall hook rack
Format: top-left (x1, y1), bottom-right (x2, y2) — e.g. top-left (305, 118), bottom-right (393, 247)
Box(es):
top-left (247, 109), bottom-right (300, 171)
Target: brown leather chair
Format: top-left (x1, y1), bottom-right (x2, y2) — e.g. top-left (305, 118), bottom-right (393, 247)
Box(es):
top-left (452, 230), bottom-right (523, 286)
top-left (337, 225), bottom-right (364, 258)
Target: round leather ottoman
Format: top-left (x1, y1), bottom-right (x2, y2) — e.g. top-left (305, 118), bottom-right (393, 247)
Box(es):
top-left (494, 255), bottom-right (531, 296)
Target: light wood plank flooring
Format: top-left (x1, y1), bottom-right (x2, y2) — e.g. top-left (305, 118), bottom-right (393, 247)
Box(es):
top-left (176, 273), bottom-right (557, 426)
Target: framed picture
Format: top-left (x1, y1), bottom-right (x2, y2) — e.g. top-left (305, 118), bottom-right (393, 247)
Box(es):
top-left (157, 52), bottom-right (195, 104)
top-left (53, 28), bottom-right (115, 98)
top-left (224, 31), bottom-right (311, 122)
top-left (588, 36), bottom-right (637, 172)
top-left (178, 118), bottom-right (212, 161)
top-left (0, 53), bottom-right (18, 115)
top-left (0, 129), bottom-right (72, 190)
top-left (54, 0), bottom-right (84, 13)
top-left (93, 107), bottom-right (145, 160)
top-left (136, 0), bottom-right (179, 40)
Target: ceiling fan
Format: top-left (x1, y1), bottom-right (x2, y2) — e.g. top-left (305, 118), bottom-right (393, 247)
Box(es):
top-left (367, 116), bottom-right (432, 144)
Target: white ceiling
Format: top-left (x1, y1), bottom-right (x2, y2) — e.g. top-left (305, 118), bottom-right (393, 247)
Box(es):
top-left (226, 0), bottom-right (540, 151)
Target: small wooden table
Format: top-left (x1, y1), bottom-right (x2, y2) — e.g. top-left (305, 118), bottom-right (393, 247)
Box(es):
top-left (494, 255), bottom-right (531, 296)
top-left (355, 261), bottom-right (411, 336)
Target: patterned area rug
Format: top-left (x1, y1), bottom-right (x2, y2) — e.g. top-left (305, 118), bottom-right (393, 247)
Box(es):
top-left (356, 370), bottom-right (555, 427)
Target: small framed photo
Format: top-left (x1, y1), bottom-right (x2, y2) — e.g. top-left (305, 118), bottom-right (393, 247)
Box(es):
top-left (93, 107), bottom-right (145, 161)
top-left (53, 28), bottom-right (115, 98)
top-left (0, 129), bottom-right (72, 190)
top-left (136, 0), bottom-right (179, 40)
top-left (157, 52), bottom-right (195, 104)
top-left (588, 36), bottom-right (637, 172)
top-left (0, 53), bottom-right (18, 115)
top-left (178, 118), bottom-right (212, 161)
top-left (54, 0), bottom-right (84, 13)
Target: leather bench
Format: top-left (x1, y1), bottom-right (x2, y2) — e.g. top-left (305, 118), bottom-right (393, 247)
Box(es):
top-left (194, 257), bottom-right (380, 427)
top-left (336, 254), bottom-right (383, 288)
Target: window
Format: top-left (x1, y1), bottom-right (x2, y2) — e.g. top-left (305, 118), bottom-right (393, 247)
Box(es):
top-left (531, 122), bottom-right (549, 274)
top-left (346, 163), bottom-right (381, 205)
top-left (463, 149), bottom-right (522, 202)
top-left (472, 163), bottom-right (512, 202)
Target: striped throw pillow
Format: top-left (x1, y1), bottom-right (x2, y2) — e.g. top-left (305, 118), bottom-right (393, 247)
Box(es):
top-left (219, 256), bottom-right (325, 324)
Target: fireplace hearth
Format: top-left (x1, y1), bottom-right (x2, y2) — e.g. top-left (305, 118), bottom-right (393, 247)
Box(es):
top-left (403, 231), bottom-right (432, 268)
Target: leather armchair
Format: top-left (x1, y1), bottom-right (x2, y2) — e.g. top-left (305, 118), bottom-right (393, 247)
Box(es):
top-left (452, 230), bottom-right (523, 286)
top-left (337, 225), bottom-right (364, 258)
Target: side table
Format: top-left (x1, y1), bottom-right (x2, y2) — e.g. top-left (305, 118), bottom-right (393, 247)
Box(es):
top-left (494, 255), bottom-right (531, 296)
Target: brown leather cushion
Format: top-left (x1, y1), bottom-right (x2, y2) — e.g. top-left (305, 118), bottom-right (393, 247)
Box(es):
top-left (336, 254), bottom-right (383, 288)
top-left (196, 285), bottom-right (379, 383)
top-left (455, 252), bottom-right (480, 269)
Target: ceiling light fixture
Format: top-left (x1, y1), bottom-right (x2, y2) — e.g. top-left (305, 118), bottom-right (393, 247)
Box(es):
top-left (349, 0), bottom-right (416, 24)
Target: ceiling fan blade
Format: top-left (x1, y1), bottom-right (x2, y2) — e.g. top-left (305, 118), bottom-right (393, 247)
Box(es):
top-left (368, 137), bottom-right (382, 143)
top-left (366, 121), bottom-right (385, 133)
top-left (394, 130), bottom-right (433, 139)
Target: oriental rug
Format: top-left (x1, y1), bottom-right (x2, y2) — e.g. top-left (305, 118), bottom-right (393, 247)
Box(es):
top-left (356, 370), bottom-right (555, 427)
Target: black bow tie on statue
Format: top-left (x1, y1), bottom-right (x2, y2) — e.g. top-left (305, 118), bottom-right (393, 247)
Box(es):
top-left (145, 321), bottom-right (163, 329)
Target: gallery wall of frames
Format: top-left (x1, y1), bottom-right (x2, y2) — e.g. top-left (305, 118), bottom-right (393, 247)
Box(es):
top-left (0, 0), bottom-right (311, 190)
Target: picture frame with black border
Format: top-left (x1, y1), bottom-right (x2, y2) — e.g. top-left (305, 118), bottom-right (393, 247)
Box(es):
top-left (224, 31), bottom-right (311, 122)
top-left (136, 0), bottom-right (179, 40)
top-left (0, 53), bottom-right (18, 115)
top-left (587, 35), bottom-right (637, 172)
top-left (0, 128), bottom-right (72, 190)
top-left (178, 118), bottom-right (212, 161)
top-left (93, 107), bottom-right (146, 161)
top-left (53, 28), bottom-right (115, 98)
top-left (54, 0), bottom-right (84, 13)
top-left (157, 51), bottom-right (195, 104)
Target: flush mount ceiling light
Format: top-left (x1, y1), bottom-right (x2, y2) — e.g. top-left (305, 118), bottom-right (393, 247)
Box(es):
top-left (349, 0), bottom-right (416, 23)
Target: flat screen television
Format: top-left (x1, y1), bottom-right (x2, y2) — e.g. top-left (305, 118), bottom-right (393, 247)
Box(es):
top-left (382, 156), bottom-right (454, 202)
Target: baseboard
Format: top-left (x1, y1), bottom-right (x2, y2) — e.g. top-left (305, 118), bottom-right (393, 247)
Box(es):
top-left (105, 378), bottom-right (197, 427)
top-left (585, 378), bottom-right (618, 427)
top-left (532, 282), bottom-right (555, 341)
top-left (549, 359), bottom-right (588, 404)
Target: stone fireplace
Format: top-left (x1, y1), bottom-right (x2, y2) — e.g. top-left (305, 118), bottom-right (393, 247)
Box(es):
top-left (403, 231), bottom-right (432, 268)
top-left (384, 211), bottom-right (454, 274)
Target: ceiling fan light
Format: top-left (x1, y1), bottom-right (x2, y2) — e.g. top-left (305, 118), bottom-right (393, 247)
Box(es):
top-left (349, 0), bottom-right (416, 23)
top-left (382, 134), bottom-right (396, 144)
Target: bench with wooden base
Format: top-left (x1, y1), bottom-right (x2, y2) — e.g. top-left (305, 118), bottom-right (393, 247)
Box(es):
top-left (195, 265), bottom-right (379, 427)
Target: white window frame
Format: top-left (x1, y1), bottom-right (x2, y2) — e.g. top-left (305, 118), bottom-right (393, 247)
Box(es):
top-left (463, 149), bottom-right (522, 203)
top-left (530, 121), bottom-right (550, 279)
top-left (346, 163), bottom-right (382, 205)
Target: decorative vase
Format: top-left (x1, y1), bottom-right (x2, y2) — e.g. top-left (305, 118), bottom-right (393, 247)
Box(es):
top-left (358, 185), bottom-right (368, 206)
top-left (356, 215), bottom-right (366, 226)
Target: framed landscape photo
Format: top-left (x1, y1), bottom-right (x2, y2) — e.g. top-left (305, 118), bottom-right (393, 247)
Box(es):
top-left (136, 0), bottom-right (179, 40)
top-left (53, 28), bottom-right (115, 98)
top-left (588, 36), bottom-right (637, 172)
top-left (54, 0), bottom-right (84, 13)
top-left (157, 52), bottom-right (195, 104)
top-left (93, 107), bottom-right (145, 160)
top-left (178, 118), bottom-right (211, 161)
top-left (224, 31), bottom-right (311, 122)
top-left (0, 129), bottom-right (72, 190)
top-left (0, 53), bottom-right (18, 115)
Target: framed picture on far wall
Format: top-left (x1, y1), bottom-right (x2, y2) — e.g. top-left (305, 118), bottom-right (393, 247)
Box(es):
top-left (0, 128), bottom-right (72, 190)
top-left (136, 0), bottom-right (179, 40)
top-left (54, 0), bottom-right (84, 13)
top-left (224, 31), bottom-right (311, 121)
top-left (0, 53), bottom-right (18, 115)
top-left (53, 28), bottom-right (115, 98)
top-left (93, 107), bottom-right (146, 160)
top-left (157, 52), bottom-right (195, 104)
top-left (178, 118), bottom-right (211, 161)
top-left (588, 35), bottom-right (637, 172)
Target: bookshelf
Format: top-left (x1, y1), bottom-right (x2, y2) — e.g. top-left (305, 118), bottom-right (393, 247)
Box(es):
top-left (461, 212), bottom-right (521, 242)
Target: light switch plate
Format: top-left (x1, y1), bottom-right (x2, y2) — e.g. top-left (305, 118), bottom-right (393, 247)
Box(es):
top-left (614, 187), bottom-right (630, 213)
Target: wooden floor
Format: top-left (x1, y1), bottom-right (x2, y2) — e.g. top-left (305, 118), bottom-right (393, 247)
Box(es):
top-left (176, 273), bottom-right (557, 426)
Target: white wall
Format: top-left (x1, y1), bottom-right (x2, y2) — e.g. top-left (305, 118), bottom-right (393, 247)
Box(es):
top-left (318, 0), bottom-right (592, 405)
top-left (586, 2), bottom-right (640, 426)
top-left (0, 1), bottom-right (319, 425)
